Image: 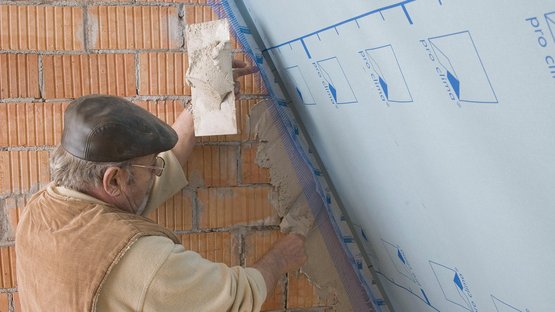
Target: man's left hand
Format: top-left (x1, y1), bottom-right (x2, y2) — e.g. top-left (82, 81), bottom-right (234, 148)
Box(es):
top-left (233, 59), bottom-right (259, 97)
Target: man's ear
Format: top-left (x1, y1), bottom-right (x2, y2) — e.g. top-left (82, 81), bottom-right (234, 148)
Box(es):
top-left (103, 167), bottom-right (124, 197)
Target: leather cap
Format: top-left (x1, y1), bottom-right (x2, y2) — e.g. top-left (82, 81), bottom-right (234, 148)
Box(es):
top-left (61, 94), bottom-right (178, 162)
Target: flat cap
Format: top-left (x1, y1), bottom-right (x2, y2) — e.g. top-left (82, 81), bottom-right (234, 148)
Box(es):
top-left (61, 94), bottom-right (178, 162)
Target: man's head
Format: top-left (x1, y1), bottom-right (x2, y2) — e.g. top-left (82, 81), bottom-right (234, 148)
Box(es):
top-left (51, 94), bottom-right (178, 214)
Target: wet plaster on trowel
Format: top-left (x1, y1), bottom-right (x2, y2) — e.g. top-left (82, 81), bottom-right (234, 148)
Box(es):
top-left (249, 100), bottom-right (353, 311)
top-left (185, 19), bottom-right (237, 136)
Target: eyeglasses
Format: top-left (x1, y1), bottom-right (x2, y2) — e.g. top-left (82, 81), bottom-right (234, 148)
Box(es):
top-left (130, 156), bottom-right (165, 177)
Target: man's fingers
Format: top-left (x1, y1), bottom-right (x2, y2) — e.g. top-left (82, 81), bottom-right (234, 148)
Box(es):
top-left (232, 59), bottom-right (259, 97)
top-left (232, 59), bottom-right (247, 68)
top-left (233, 65), bottom-right (259, 79)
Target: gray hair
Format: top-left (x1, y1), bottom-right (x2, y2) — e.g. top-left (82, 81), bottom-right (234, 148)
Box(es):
top-left (50, 145), bottom-right (134, 192)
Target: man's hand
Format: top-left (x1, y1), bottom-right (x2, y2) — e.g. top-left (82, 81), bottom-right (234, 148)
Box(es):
top-left (232, 59), bottom-right (259, 97)
top-left (253, 233), bottom-right (307, 294)
top-left (171, 59), bottom-right (259, 168)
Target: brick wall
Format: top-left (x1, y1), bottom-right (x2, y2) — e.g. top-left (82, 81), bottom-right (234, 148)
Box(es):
top-left (0, 1), bottom-right (332, 311)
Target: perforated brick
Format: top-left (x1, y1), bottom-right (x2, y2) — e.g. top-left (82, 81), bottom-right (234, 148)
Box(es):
top-left (288, 273), bottom-right (336, 309)
top-left (2, 196), bottom-right (29, 243)
top-left (197, 186), bottom-right (276, 229)
top-left (138, 52), bottom-right (190, 95)
top-left (186, 145), bottom-right (238, 187)
top-left (42, 54), bottom-right (136, 98)
top-left (135, 99), bottom-right (185, 126)
top-left (0, 102), bottom-right (68, 147)
top-left (88, 5), bottom-right (181, 50)
top-left (0, 246), bottom-right (16, 288)
top-left (0, 5), bottom-right (84, 51)
top-left (147, 189), bottom-right (193, 231)
top-left (0, 151), bottom-right (50, 196)
top-left (141, 0), bottom-right (215, 3)
top-left (13, 292), bottom-right (20, 312)
top-left (0, 293), bottom-right (8, 312)
top-left (179, 231), bottom-right (240, 266)
top-left (0, 54), bottom-right (39, 99)
top-left (240, 143), bottom-right (270, 184)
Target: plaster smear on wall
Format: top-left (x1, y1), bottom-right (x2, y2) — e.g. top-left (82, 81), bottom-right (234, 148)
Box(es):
top-left (185, 19), bottom-right (237, 136)
top-left (249, 100), bottom-right (352, 311)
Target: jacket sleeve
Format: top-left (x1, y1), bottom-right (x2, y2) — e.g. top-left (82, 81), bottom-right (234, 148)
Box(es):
top-left (96, 236), bottom-right (267, 312)
top-left (141, 150), bottom-right (188, 217)
top-left (141, 238), bottom-right (267, 312)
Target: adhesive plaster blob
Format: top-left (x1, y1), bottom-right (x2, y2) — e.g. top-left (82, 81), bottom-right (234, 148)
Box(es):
top-left (185, 19), bottom-right (237, 136)
top-left (250, 100), bottom-right (352, 311)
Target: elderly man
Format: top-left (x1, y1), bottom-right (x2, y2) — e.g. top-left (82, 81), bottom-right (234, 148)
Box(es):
top-left (16, 62), bottom-right (306, 311)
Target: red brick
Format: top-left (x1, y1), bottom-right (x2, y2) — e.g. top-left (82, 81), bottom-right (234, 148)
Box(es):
top-left (185, 5), bottom-right (218, 25)
top-left (3, 196), bottom-right (30, 242)
top-left (244, 230), bottom-right (284, 265)
top-left (138, 52), bottom-right (190, 96)
top-left (0, 151), bottom-right (50, 196)
top-left (240, 143), bottom-right (270, 184)
top-left (0, 246), bottom-right (16, 288)
top-left (0, 102), bottom-right (68, 147)
top-left (184, 5), bottom-right (239, 49)
top-left (179, 232), bottom-right (239, 266)
top-left (0, 293), bottom-right (7, 312)
top-left (13, 292), bottom-right (20, 312)
top-left (245, 231), bottom-right (286, 310)
top-left (89, 6), bottom-right (181, 50)
top-left (42, 53), bottom-right (135, 99)
top-left (0, 54), bottom-right (39, 99)
top-left (288, 273), bottom-right (336, 309)
top-left (135, 99), bottom-right (185, 126)
top-left (186, 145), bottom-right (238, 187)
top-left (197, 186), bottom-right (276, 229)
top-left (147, 189), bottom-right (193, 231)
top-left (142, 0), bottom-right (215, 3)
top-left (0, 5), bottom-right (84, 51)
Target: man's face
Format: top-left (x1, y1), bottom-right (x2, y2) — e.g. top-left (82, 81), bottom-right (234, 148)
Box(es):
top-left (120, 154), bottom-right (158, 215)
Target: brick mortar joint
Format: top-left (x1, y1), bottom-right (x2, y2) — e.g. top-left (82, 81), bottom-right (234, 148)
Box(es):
top-left (0, 240), bottom-right (15, 248)
top-left (239, 231), bottom-right (245, 266)
top-left (0, 1), bottom-right (182, 7)
top-left (7, 292), bottom-right (14, 312)
top-left (83, 4), bottom-right (90, 52)
top-left (38, 55), bottom-right (44, 99)
top-left (195, 184), bottom-right (273, 190)
top-left (134, 53), bottom-right (140, 95)
top-left (0, 146), bottom-right (55, 152)
top-left (0, 1), bottom-right (81, 6)
top-left (191, 188), bottom-right (199, 231)
top-left (0, 199), bottom-right (6, 244)
top-left (0, 49), bottom-right (188, 55)
top-left (0, 98), bottom-right (41, 103)
top-left (0, 95), bottom-right (193, 103)
top-left (173, 225), bottom-right (280, 235)
top-left (0, 182), bottom-right (51, 199)
top-left (283, 272), bottom-right (289, 310)
top-left (177, 3), bottom-right (186, 50)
